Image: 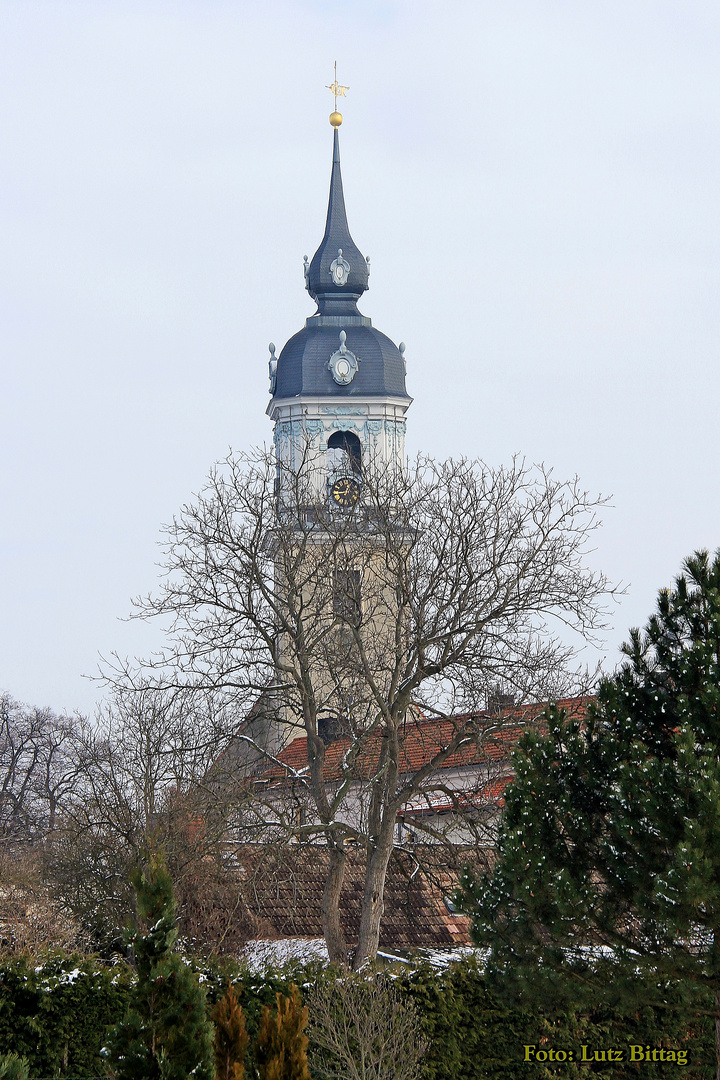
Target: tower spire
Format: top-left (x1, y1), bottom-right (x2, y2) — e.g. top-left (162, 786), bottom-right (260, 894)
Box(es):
top-left (305, 110), bottom-right (369, 313)
top-left (267, 94), bottom-right (410, 407)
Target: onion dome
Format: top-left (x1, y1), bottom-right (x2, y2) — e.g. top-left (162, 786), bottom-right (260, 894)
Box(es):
top-left (305, 128), bottom-right (369, 313)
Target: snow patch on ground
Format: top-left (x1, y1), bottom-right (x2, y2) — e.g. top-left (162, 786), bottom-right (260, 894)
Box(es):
top-left (239, 938), bottom-right (486, 973)
top-left (240, 937), bottom-right (329, 971)
top-left (379, 946), bottom-right (484, 969)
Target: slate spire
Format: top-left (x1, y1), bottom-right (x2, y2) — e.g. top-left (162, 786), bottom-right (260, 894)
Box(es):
top-left (305, 127), bottom-right (369, 314)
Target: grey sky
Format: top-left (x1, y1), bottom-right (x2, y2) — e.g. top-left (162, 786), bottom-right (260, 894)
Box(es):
top-left (1, 0), bottom-right (719, 714)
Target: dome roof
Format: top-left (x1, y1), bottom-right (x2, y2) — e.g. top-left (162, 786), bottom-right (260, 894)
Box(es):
top-left (271, 127), bottom-right (410, 402)
top-left (275, 320), bottom-right (408, 399)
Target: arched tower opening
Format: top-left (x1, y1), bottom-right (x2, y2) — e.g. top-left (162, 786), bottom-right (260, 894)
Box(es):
top-left (327, 430), bottom-right (362, 476)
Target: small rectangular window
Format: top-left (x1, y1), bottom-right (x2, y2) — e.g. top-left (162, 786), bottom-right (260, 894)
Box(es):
top-left (333, 568), bottom-right (361, 624)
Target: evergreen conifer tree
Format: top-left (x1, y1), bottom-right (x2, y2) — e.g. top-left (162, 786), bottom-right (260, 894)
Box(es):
top-left (0, 1053), bottom-right (30, 1080)
top-left (256, 984), bottom-right (311, 1080)
top-left (214, 981), bottom-right (248, 1080)
top-left (105, 854), bottom-right (215, 1080)
top-left (463, 550), bottom-right (720, 1073)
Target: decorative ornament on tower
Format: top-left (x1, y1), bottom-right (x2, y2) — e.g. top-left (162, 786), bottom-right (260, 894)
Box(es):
top-left (268, 343), bottom-right (277, 394)
top-left (327, 61), bottom-right (348, 129)
top-left (328, 330), bottom-right (359, 385)
top-left (329, 248), bottom-right (351, 287)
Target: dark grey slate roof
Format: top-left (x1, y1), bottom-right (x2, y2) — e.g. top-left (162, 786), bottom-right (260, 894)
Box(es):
top-left (306, 128), bottom-right (369, 305)
top-left (275, 318), bottom-right (409, 399)
top-left (272, 128), bottom-right (410, 402)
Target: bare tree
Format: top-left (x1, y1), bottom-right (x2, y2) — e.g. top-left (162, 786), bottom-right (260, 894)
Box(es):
top-left (0, 694), bottom-right (80, 855)
top-left (49, 685), bottom-right (255, 953)
top-left (307, 972), bottom-right (428, 1080)
top-left (0, 848), bottom-right (81, 955)
top-left (0, 694), bottom-right (89, 953)
top-left (110, 449), bottom-right (612, 968)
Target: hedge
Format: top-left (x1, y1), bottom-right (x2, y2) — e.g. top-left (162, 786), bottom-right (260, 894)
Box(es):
top-left (0, 956), bottom-right (129, 1077)
top-left (400, 960), bottom-right (714, 1080)
top-left (0, 953), bottom-right (713, 1078)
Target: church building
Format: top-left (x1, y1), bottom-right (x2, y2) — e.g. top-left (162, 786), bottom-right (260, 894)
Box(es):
top-left (225, 106), bottom-right (492, 961)
top-left (223, 100), bottom-right (592, 966)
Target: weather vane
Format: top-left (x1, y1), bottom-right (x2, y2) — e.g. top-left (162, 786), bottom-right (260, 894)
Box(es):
top-left (327, 61), bottom-right (348, 128)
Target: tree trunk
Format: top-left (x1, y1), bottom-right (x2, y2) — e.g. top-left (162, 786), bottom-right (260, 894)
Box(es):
top-left (353, 820), bottom-right (395, 971)
top-left (322, 839), bottom-right (349, 965)
top-left (715, 989), bottom-right (720, 1080)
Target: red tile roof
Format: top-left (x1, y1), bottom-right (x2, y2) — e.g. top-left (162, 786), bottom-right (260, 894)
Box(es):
top-left (231, 845), bottom-right (479, 950)
top-left (262, 697), bottom-right (590, 785)
top-left (399, 774), bottom-right (515, 815)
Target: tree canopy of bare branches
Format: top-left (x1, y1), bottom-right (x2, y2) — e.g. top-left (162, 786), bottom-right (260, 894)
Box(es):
top-left (307, 972), bottom-right (428, 1080)
top-left (46, 685), bottom-right (254, 953)
top-left (0, 687), bottom-right (262, 954)
top-left (109, 449), bottom-right (613, 968)
top-left (0, 693), bottom-right (79, 855)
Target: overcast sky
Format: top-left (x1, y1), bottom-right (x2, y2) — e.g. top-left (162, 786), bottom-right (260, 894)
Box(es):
top-left (1, 0), bottom-right (719, 715)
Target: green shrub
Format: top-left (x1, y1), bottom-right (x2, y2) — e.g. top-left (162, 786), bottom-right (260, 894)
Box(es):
top-left (400, 959), bottom-right (713, 1080)
top-left (0, 954), bottom-right (129, 1075)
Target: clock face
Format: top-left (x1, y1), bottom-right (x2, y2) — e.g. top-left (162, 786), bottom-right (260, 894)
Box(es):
top-left (331, 476), bottom-right (361, 507)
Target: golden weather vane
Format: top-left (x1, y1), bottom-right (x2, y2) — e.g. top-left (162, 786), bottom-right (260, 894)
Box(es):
top-left (327, 61), bottom-right (348, 128)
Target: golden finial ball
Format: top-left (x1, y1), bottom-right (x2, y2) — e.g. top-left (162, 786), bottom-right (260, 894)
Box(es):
top-left (329, 111), bottom-right (343, 128)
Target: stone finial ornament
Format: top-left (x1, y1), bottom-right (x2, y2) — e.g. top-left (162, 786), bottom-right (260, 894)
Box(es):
top-left (268, 342), bottom-right (277, 394)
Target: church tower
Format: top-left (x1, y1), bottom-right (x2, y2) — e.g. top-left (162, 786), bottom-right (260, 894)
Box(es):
top-left (266, 114), bottom-right (412, 501)
top-left (256, 107), bottom-right (413, 753)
